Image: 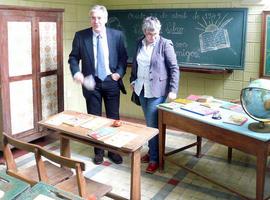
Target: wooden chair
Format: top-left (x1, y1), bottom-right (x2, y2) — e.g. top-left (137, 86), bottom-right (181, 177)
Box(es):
top-left (37, 145), bottom-right (112, 199)
top-left (2, 133), bottom-right (73, 186)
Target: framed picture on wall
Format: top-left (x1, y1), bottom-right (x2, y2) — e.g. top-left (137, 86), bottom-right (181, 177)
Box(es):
top-left (260, 11), bottom-right (270, 78)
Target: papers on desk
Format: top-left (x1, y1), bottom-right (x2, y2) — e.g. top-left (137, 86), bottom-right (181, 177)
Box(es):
top-left (34, 194), bottom-right (55, 200)
top-left (45, 114), bottom-right (74, 126)
top-left (220, 102), bottom-right (244, 113)
top-left (80, 117), bottom-right (111, 131)
top-left (88, 127), bottom-right (137, 147)
top-left (62, 115), bottom-right (92, 127)
top-left (159, 102), bottom-right (182, 110)
top-left (104, 131), bottom-right (137, 147)
top-left (45, 113), bottom-right (92, 127)
top-left (0, 190), bottom-right (4, 198)
top-left (181, 103), bottom-right (217, 116)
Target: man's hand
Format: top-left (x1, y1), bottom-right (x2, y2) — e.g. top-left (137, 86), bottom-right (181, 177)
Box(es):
top-left (111, 73), bottom-right (120, 81)
top-left (73, 72), bottom-right (84, 84)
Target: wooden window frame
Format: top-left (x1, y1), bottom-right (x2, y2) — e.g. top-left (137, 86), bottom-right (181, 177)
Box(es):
top-left (260, 11), bottom-right (270, 78)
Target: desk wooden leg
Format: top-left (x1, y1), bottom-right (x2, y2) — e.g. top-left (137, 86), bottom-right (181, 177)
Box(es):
top-left (227, 147), bottom-right (232, 163)
top-left (256, 148), bottom-right (267, 200)
top-left (196, 136), bottom-right (202, 158)
top-left (60, 136), bottom-right (70, 158)
top-left (130, 150), bottom-right (141, 200)
top-left (159, 110), bottom-right (166, 171)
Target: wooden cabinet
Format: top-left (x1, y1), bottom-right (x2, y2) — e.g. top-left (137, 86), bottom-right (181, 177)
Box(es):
top-left (0, 6), bottom-right (64, 142)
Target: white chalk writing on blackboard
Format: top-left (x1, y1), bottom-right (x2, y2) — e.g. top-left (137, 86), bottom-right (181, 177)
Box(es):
top-left (164, 22), bottom-right (184, 35)
top-left (127, 12), bottom-right (146, 19)
top-left (175, 42), bottom-right (200, 62)
top-left (171, 12), bottom-right (187, 19)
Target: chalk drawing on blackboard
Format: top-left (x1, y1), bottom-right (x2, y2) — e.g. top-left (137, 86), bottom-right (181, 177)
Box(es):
top-left (107, 17), bottom-right (124, 31)
top-left (107, 17), bottom-right (129, 48)
top-left (199, 29), bottom-right (230, 53)
top-left (197, 15), bottom-right (233, 53)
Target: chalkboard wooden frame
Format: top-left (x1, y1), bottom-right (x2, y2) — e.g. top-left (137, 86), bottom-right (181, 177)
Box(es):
top-left (260, 11), bottom-right (270, 78)
top-left (108, 8), bottom-right (248, 72)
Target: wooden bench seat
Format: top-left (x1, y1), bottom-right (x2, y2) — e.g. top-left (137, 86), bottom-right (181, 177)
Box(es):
top-left (37, 145), bottom-right (112, 199)
top-left (2, 133), bottom-right (72, 186)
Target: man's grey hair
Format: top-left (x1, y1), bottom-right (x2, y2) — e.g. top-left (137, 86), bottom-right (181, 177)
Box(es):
top-left (142, 16), bottom-right (161, 33)
top-left (89, 5), bottom-right (108, 21)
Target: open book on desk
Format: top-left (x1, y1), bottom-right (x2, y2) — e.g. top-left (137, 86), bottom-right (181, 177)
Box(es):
top-left (45, 113), bottom-right (91, 126)
top-left (223, 114), bottom-right (248, 126)
top-left (103, 131), bottom-right (137, 148)
top-left (62, 115), bottom-right (92, 127)
top-left (80, 117), bottom-right (111, 131)
top-left (88, 128), bottom-right (137, 148)
top-left (87, 127), bottom-right (117, 140)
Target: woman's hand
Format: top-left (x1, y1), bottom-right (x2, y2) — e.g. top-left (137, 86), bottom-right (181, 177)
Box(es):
top-left (168, 92), bottom-right (177, 101)
top-left (130, 82), bottom-right (135, 91)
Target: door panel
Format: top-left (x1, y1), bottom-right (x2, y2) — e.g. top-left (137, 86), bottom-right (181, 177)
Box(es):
top-left (39, 22), bottom-right (57, 72)
top-left (41, 75), bottom-right (58, 119)
top-left (8, 21), bottom-right (32, 76)
top-left (9, 79), bottom-right (34, 134)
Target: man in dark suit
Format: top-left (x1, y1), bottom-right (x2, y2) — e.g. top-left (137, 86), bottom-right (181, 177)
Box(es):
top-left (68, 5), bottom-right (128, 165)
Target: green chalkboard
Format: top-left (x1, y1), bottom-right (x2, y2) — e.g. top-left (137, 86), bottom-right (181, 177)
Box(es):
top-left (265, 15), bottom-right (270, 76)
top-left (108, 8), bottom-right (248, 70)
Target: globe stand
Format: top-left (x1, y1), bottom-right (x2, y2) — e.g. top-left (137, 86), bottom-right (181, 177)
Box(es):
top-left (248, 121), bottom-right (270, 133)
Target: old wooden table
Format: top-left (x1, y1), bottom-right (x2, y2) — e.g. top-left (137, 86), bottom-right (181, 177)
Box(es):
top-left (39, 110), bottom-right (158, 200)
top-left (158, 105), bottom-right (270, 200)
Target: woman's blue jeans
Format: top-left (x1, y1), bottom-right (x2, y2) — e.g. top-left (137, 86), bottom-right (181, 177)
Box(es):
top-left (139, 92), bottom-right (166, 163)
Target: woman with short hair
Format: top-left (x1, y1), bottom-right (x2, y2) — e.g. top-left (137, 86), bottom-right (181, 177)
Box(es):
top-left (130, 16), bottom-right (180, 173)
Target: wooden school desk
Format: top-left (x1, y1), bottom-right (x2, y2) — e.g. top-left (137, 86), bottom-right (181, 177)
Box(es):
top-left (0, 171), bottom-right (30, 199)
top-left (158, 105), bottom-right (270, 200)
top-left (17, 182), bottom-right (84, 200)
top-left (38, 110), bottom-right (158, 200)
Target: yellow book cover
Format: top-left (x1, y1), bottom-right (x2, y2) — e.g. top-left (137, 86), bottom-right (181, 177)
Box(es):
top-left (174, 98), bottom-right (193, 105)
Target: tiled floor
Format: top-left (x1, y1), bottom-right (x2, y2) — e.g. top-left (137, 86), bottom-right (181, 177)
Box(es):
top-left (1, 128), bottom-right (270, 200)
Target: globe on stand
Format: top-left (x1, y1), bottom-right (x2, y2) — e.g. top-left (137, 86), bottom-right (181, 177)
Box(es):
top-left (240, 79), bottom-right (270, 133)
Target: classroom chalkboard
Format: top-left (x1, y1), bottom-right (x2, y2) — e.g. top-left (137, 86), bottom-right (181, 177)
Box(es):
top-left (107, 8), bottom-right (248, 70)
top-left (265, 15), bottom-right (270, 76)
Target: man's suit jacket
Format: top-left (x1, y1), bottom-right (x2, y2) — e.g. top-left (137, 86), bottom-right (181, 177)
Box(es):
top-left (130, 36), bottom-right (179, 97)
top-left (69, 27), bottom-right (128, 97)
